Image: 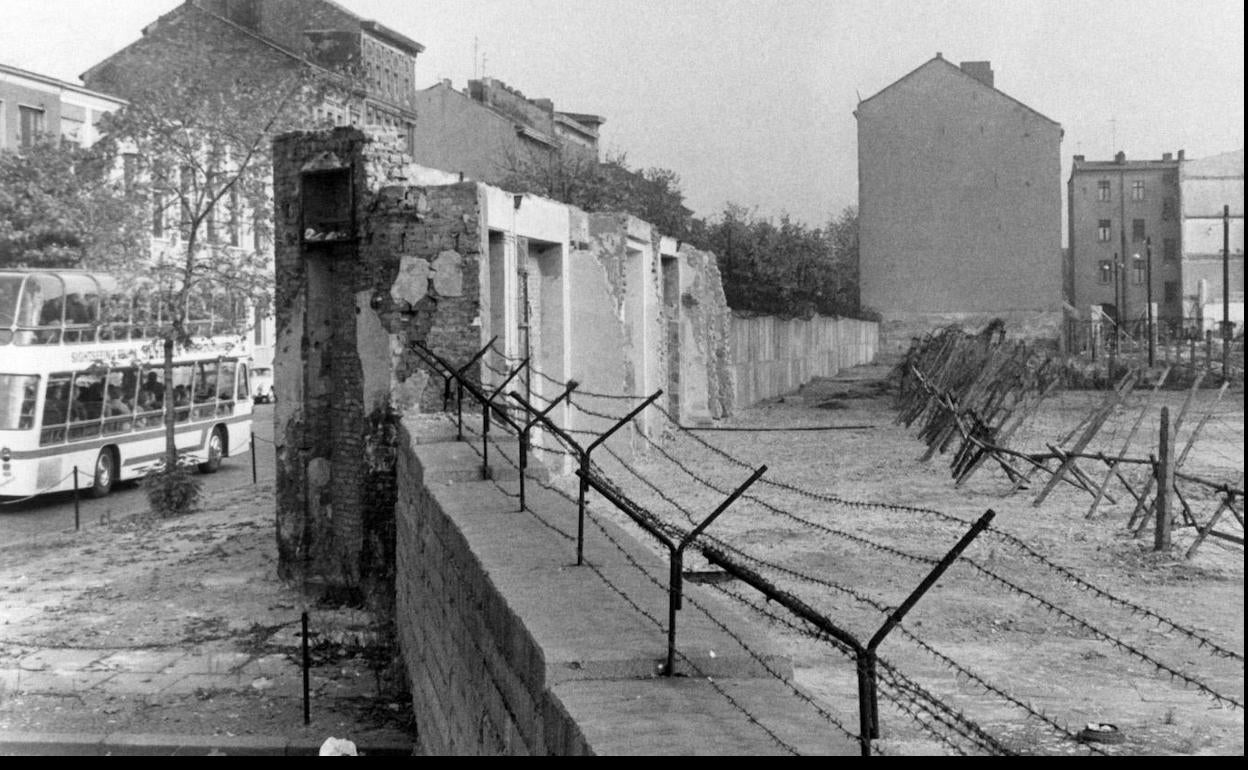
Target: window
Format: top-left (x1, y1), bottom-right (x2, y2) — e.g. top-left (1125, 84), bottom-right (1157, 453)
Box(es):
top-left (1132, 219), bottom-right (1146, 242)
top-left (228, 187), bottom-right (241, 247)
top-left (1163, 238), bottom-right (1177, 262)
top-left (152, 193), bottom-right (166, 238)
top-left (59, 116), bottom-right (85, 146)
top-left (1162, 197), bottom-right (1176, 221)
top-left (19, 106), bottom-right (46, 149)
top-left (1164, 281), bottom-right (1180, 305)
top-left (1098, 220), bottom-right (1112, 242)
top-left (1099, 261), bottom-right (1113, 284)
top-left (1133, 261), bottom-right (1146, 285)
top-left (1097, 180), bottom-right (1111, 201)
top-left (1131, 180), bottom-right (1145, 201)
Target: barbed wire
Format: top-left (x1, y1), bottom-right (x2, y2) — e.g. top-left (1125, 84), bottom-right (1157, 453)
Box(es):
top-left (465, 419), bottom-right (808, 753)
top-left (643, 408), bottom-right (1244, 664)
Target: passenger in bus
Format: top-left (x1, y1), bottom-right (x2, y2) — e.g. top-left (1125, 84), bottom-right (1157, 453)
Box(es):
top-left (142, 372), bottom-right (164, 398)
top-left (43, 383), bottom-right (72, 426)
top-left (65, 294), bottom-right (92, 325)
top-left (173, 385), bottom-right (190, 407)
top-left (104, 385), bottom-right (131, 416)
top-left (137, 386), bottom-right (160, 412)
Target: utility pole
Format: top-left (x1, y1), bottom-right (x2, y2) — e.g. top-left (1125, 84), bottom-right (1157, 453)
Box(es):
top-left (1146, 237), bottom-right (1155, 367)
top-left (1120, 169), bottom-right (1129, 341)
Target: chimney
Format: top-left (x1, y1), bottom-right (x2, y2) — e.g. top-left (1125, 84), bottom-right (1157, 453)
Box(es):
top-left (1074, 155), bottom-right (1085, 162)
top-left (1178, 149), bottom-right (1185, 161)
top-left (960, 61), bottom-right (994, 88)
top-left (1162, 152), bottom-right (1173, 161)
top-left (1115, 151), bottom-right (1127, 165)
top-left (534, 98), bottom-right (554, 112)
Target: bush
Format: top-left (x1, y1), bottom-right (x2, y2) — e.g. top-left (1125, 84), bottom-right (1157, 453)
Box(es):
top-left (144, 461), bottom-right (203, 517)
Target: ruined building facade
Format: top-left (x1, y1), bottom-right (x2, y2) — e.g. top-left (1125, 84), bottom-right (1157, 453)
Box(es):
top-left (272, 128), bottom-right (733, 587)
top-left (856, 56), bottom-right (1064, 357)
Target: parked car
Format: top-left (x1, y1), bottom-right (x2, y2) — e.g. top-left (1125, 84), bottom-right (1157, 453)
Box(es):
top-left (251, 366), bottom-right (274, 404)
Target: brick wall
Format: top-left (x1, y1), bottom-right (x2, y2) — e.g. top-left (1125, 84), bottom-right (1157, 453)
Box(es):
top-left (273, 127), bottom-right (485, 587)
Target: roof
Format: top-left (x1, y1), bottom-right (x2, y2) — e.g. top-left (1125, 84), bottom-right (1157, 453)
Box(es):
top-left (0, 62), bottom-right (127, 105)
top-left (359, 21), bottom-right (424, 55)
top-left (80, 2), bottom-right (311, 84)
top-left (856, 55), bottom-right (1061, 129)
top-left (1182, 149), bottom-right (1244, 179)
top-left (1071, 157), bottom-right (1181, 173)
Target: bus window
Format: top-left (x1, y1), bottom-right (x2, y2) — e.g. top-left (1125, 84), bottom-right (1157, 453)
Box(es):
top-left (0, 374), bottom-right (38, 431)
top-left (137, 368), bottom-right (165, 427)
top-left (40, 373), bottom-right (72, 445)
top-left (218, 360), bottom-right (237, 416)
top-left (193, 360), bottom-right (219, 420)
top-left (238, 364), bottom-right (251, 400)
top-left (69, 371), bottom-right (104, 440)
top-left (102, 368), bottom-right (136, 435)
top-left (170, 364), bottom-right (193, 423)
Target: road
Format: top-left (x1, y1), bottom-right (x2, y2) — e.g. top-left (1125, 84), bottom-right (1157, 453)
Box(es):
top-left (0, 404), bottom-right (276, 543)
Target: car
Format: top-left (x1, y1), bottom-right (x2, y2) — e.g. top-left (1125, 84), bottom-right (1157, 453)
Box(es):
top-left (251, 366), bottom-right (274, 404)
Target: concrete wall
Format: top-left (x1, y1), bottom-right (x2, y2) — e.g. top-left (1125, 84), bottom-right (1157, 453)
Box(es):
top-left (395, 417), bottom-right (857, 756)
top-left (729, 314), bottom-right (878, 408)
top-left (856, 57), bottom-right (1062, 356)
top-left (273, 128), bottom-right (736, 586)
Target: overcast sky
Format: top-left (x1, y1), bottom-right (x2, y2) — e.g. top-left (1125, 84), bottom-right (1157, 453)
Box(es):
top-left (3, 0), bottom-right (1244, 230)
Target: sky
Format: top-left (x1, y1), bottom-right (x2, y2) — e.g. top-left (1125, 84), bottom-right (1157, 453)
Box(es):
top-left (2, 0), bottom-right (1244, 232)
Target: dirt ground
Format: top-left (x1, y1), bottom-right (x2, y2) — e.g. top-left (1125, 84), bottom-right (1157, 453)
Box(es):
top-left (0, 485), bottom-right (416, 749)
top-left (586, 366), bottom-right (1244, 756)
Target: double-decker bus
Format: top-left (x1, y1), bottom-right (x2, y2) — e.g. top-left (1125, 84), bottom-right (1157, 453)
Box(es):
top-left (0, 270), bottom-right (254, 499)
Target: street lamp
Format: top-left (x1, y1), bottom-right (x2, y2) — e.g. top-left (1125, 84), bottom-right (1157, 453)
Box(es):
top-left (1118, 252), bottom-right (1128, 351)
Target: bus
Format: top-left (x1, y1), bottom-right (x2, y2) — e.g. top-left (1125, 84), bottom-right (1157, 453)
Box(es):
top-left (0, 269), bottom-right (254, 499)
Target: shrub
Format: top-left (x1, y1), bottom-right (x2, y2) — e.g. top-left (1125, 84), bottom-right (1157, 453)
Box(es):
top-left (145, 461), bottom-right (203, 517)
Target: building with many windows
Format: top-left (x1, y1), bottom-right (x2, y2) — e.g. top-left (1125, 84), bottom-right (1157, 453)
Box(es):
top-left (1067, 149), bottom-right (1243, 336)
top-left (1066, 151), bottom-right (1184, 329)
top-left (79, 0), bottom-right (427, 371)
top-left (409, 76), bottom-right (603, 185)
top-left (0, 62), bottom-right (124, 151)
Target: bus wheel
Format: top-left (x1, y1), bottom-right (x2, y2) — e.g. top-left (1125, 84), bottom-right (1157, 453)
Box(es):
top-left (91, 448), bottom-right (116, 498)
top-left (199, 427), bottom-right (226, 474)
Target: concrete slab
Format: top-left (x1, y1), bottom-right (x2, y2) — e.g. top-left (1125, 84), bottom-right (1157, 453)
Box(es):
top-left (0, 730), bottom-right (108, 756)
top-left (16, 648), bottom-right (108, 672)
top-left (10, 669), bottom-right (116, 693)
top-left (159, 651), bottom-right (251, 676)
top-left (91, 671), bottom-right (193, 695)
top-left (92, 650), bottom-right (186, 674)
top-left (552, 676), bottom-right (859, 756)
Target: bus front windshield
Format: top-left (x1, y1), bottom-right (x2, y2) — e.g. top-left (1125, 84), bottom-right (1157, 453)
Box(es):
top-left (0, 374), bottom-right (39, 431)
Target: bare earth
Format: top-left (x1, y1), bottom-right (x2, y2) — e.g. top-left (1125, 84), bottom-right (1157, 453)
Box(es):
top-left (0, 484), bottom-right (416, 750)
top-left (585, 366), bottom-right (1244, 756)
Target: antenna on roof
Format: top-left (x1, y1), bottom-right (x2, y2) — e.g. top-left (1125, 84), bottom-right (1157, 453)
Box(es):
top-left (1110, 116), bottom-right (1117, 155)
top-left (473, 37), bottom-right (478, 79)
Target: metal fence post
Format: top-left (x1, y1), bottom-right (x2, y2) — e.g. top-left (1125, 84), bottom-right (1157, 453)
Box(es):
top-left (73, 465), bottom-right (80, 531)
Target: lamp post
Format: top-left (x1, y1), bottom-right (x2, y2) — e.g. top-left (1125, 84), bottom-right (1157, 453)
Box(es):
top-left (1118, 252), bottom-right (1128, 351)
top-left (1144, 237), bottom-right (1155, 367)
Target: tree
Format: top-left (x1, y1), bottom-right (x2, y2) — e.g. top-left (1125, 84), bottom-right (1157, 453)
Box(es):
top-left (496, 147), bottom-right (695, 239)
top-left (92, 30), bottom-right (344, 483)
top-left (696, 204), bottom-right (860, 318)
top-left (0, 139), bottom-right (146, 270)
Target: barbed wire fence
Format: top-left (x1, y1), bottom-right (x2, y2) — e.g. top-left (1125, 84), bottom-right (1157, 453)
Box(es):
top-left (405, 338), bottom-right (1243, 755)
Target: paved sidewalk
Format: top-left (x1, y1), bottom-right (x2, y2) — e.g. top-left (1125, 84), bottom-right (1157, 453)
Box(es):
top-left (0, 484), bottom-right (417, 755)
